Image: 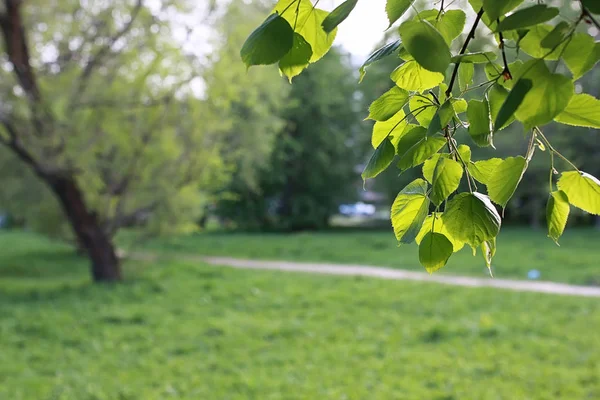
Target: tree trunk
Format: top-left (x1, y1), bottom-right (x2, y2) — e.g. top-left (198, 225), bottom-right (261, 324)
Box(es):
top-left (48, 175), bottom-right (122, 282)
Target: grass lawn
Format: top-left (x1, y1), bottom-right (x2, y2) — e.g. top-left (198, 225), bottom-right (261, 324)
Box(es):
top-left (135, 227), bottom-right (600, 285)
top-left (1, 231), bottom-right (599, 399)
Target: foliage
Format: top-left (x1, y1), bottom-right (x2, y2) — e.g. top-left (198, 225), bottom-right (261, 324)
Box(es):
top-left (1, 231), bottom-right (600, 399)
top-left (218, 48), bottom-right (362, 231)
top-left (241, 0), bottom-right (600, 274)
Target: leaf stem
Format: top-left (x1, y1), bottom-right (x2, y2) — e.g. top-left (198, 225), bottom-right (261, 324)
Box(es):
top-left (535, 127), bottom-right (580, 172)
top-left (497, 27), bottom-right (512, 80)
top-left (445, 8), bottom-right (484, 98)
top-left (582, 4), bottom-right (600, 30)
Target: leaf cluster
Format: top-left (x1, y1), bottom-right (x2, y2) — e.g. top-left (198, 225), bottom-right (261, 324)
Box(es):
top-left (241, 0), bottom-right (600, 274)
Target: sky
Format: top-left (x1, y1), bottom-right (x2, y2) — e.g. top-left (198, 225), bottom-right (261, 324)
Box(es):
top-left (320, 0), bottom-right (389, 59)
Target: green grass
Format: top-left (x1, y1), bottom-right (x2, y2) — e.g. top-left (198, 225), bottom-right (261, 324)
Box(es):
top-left (1, 231), bottom-right (600, 399)
top-left (136, 227), bottom-right (600, 285)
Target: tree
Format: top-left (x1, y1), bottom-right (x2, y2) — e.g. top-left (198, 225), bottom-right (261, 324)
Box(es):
top-left (241, 0), bottom-right (600, 274)
top-left (0, 1), bottom-right (229, 281)
top-left (218, 47), bottom-right (362, 231)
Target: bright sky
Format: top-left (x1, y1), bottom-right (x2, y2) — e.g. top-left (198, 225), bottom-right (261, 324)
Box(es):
top-left (321, 0), bottom-right (389, 59)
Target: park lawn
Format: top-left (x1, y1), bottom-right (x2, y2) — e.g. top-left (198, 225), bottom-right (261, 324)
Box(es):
top-left (0, 231), bottom-right (599, 399)
top-left (137, 227), bottom-right (600, 285)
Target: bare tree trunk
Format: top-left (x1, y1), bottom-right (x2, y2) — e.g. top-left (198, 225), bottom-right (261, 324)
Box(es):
top-left (48, 176), bottom-right (121, 282)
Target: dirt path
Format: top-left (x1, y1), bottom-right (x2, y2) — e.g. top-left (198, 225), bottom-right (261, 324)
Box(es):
top-left (199, 256), bottom-right (600, 298)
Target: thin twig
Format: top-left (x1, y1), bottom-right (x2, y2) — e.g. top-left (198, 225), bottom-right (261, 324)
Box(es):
top-left (446, 8), bottom-right (484, 98)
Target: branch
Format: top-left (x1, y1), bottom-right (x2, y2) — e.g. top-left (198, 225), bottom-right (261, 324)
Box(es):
top-left (0, 0), bottom-right (41, 101)
top-left (75, 0), bottom-right (144, 91)
top-left (582, 7), bottom-right (600, 30)
top-left (0, 117), bottom-right (46, 176)
top-left (445, 8), bottom-right (484, 98)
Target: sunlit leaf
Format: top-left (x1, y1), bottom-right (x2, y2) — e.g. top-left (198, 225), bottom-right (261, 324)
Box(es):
top-left (467, 99), bottom-right (492, 147)
top-left (554, 94), bottom-right (600, 129)
top-left (557, 171), bottom-right (600, 215)
top-left (443, 192), bottom-right (501, 248)
top-left (468, 158), bottom-right (503, 185)
top-left (562, 33), bottom-right (600, 80)
top-left (397, 134), bottom-right (447, 171)
top-left (486, 156), bottom-right (527, 207)
top-left (386, 0), bottom-right (416, 27)
top-left (391, 178), bottom-right (430, 243)
top-left (391, 61), bottom-right (445, 92)
top-left (416, 213), bottom-right (465, 252)
top-left (279, 33), bottom-right (313, 81)
top-left (513, 60), bottom-right (573, 128)
top-left (371, 110), bottom-right (410, 148)
top-left (274, 0), bottom-right (336, 63)
top-left (546, 190), bottom-right (570, 245)
top-left (419, 232), bottom-right (453, 273)
top-left (367, 86), bottom-right (410, 121)
top-left (431, 157), bottom-right (463, 206)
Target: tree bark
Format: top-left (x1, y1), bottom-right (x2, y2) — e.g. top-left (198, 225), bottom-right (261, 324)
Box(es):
top-left (48, 175), bottom-right (122, 282)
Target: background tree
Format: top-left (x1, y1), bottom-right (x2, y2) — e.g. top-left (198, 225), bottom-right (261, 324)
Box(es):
top-left (0, 0), bottom-right (230, 281)
top-left (217, 47), bottom-right (363, 231)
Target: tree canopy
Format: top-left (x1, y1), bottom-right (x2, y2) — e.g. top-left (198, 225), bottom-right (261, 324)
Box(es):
top-left (241, 0), bottom-right (600, 274)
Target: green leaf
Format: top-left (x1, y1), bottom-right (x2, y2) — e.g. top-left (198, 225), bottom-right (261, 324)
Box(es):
top-left (371, 110), bottom-right (410, 148)
top-left (486, 156), bottom-right (527, 207)
top-left (482, 0), bottom-right (524, 20)
top-left (581, 0), bottom-right (600, 14)
top-left (417, 9), bottom-right (466, 45)
top-left (416, 213), bottom-right (465, 252)
top-left (423, 153), bottom-right (445, 183)
top-left (386, 0), bottom-right (415, 27)
top-left (562, 33), bottom-right (600, 80)
top-left (451, 99), bottom-right (468, 115)
top-left (431, 157), bottom-right (463, 206)
top-left (468, 158), bottom-right (503, 185)
top-left (278, 33), bottom-right (313, 82)
top-left (554, 94), bottom-right (600, 129)
top-left (546, 190), bottom-right (570, 245)
top-left (241, 14), bottom-right (294, 67)
top-left (557, 171), bottom-right (600, 215)
top-left (451, 52), bottom-right (498, 64)
top-left (457, 144), bottom-right (471, 164)
top-left (540, 21), bottom-right (570, 49)
top-left (391, 61), bottom-right (444, 92)
top-left (409, 94), bottom-right (437, 126)
top-left (443, 192), bottom-right (501, 248)
top-left (513, 60), bottom-right (574, 128)
top-left (519, 24), bottom-right (568, 60)
top-left (391, 178), bottom-right (430, 244)
top-left (359, 40), bottom-right (401, 82)
top-left (274, 0), bottom-right (336, 63)
top-left (362, 138), bottom-right (396, 181)
top-left (397, 134), bottom-right (447, 171)
top-left (481, 237), bottom-right (496, 273)
top-left (367, 86), bottom-right (410, 121)
top-left (487, 84), bottom-right (514, 131)
top-left (322, 0), bottom-right (358, 33)
top-left (399, 20), bottom-right (451, 73)
top-left (494, 78), bottom-right (532, 131)
top-left (458, 63), bottom-right (474, 92)
top-left (467, 99), bottom-right (492, 147)
top-left (495, 5), bottom-right (559, 32)
top-left (419, 232), bottom-right (453, 273)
